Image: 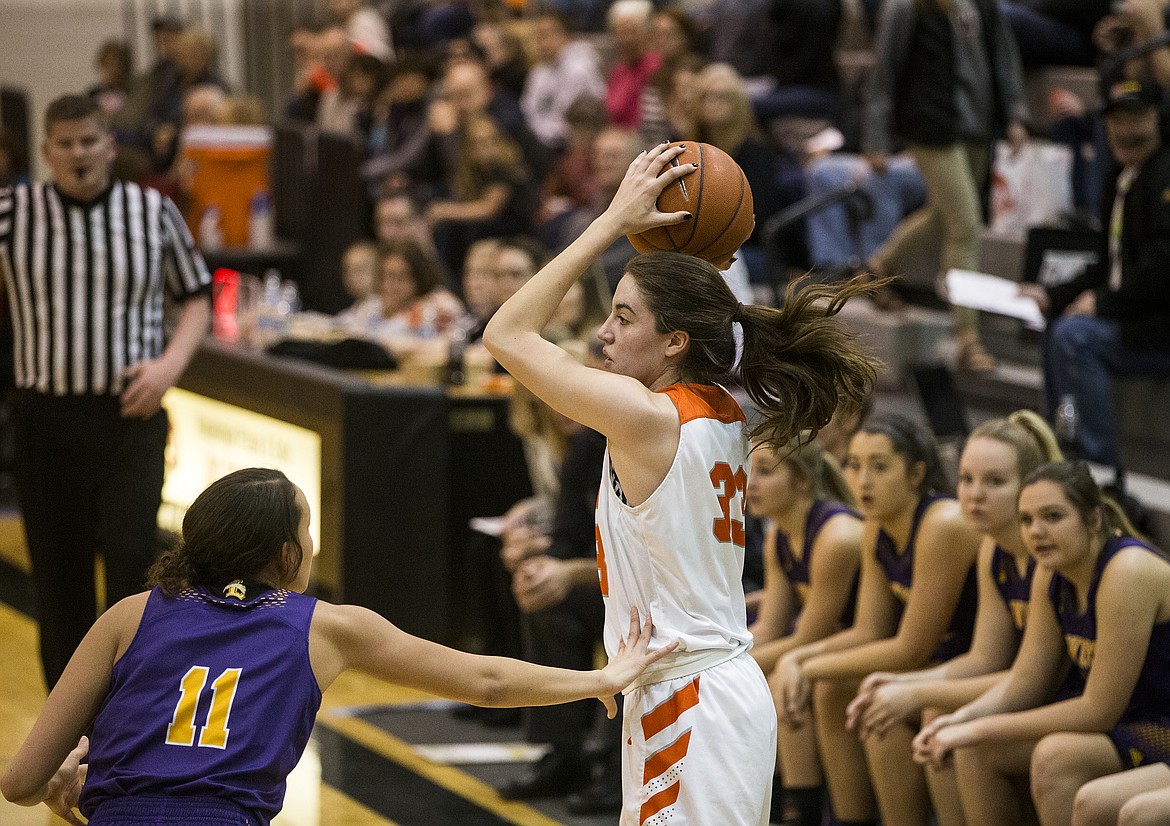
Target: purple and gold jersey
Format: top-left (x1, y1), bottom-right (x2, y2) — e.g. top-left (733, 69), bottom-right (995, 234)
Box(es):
top-left (990, 545), bottom-right (1035, 634)
top-left (774, 499), bottom-right (859, 624)
top-left (874, 495), bottom-right (977, 662)
top-left (991, 543), bottom-right (1083, 701)
top-left (1048, 536), bottom-right (1170, 769)
top-left (80, 586), bottom-right (322, 824)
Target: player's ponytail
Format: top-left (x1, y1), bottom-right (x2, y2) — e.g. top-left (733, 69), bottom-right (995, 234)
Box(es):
top-left (625, 255), bottom-right (883, 452)
top-left (970, 409), bottom-right (1064, 482)
top-left (147, 542), bottom-right (199, 597)
top-left (738, 274), bottom-right (885, 451)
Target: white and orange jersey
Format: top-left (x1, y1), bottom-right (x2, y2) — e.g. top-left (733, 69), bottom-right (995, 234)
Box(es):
top-left (596, 383), bottom-right (752, 689)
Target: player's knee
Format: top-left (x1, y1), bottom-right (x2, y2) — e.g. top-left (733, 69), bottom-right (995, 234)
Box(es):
top-left (1051, 314), bottom-right (1102, 359)
top-left (1072, 776), bottom-right (1117, 826)
top-left (1030, 733), bottom-right (1081, 804)
top-left (1119, 793), bottom-right (1169, 826)
top-left (813, 677), bottom-right (854, 712)
top-left (951, 739), bottom-right (987, 778)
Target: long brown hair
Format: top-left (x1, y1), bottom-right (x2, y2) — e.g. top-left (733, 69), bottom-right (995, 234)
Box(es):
top-left (453, 112), bottom-right (525, 199)
top-left (147, 468), bottom-right (304, 595)
top-left (1022, 461), bottom-right (1142, 541)
top-left (623, 252), bottom-right (884, 450)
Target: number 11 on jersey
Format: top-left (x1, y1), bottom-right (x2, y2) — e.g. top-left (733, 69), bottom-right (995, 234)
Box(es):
top-left (165, 666), bottom-right (243, 749)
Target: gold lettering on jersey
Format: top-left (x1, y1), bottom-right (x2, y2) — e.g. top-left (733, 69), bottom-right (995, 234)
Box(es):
top-left (1131, 747), bottom-right (1145, 766)
top-left (889, 581), bottom-right (911, 603)
top-left (166, 666), bottom-right (209, 746)
top-left (198, 668), bottom-right (243, 749)
top-left (165, 666), bottom-right (244, 749)
top-left (223, 579), bottom-right (247, 600)
top-left (1010, 600), bottom-right (1029, 631)
top-left (1065, 634), bottom-right (1096, 670)
top-left (795, 582), bottom-right (811, 605)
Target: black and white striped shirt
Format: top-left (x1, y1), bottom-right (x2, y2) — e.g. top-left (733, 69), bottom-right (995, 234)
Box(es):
top-left (0, 181), bottom-right (211, 396)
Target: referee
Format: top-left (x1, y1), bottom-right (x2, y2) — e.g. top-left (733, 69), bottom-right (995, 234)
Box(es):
top-left (0, 94), bottom-right (211, 688)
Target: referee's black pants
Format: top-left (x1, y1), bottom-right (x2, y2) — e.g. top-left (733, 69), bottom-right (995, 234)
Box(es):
top-left (12, 391), bottom-right (167, 688)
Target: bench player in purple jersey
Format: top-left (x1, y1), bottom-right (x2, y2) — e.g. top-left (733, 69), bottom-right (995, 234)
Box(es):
top-left (914, 462), bottom-right (1170, 826)
top-left (1, 467), bottom-right (675, 826)
top-left (745, 437), bottom-right (863, 826)
top-left (774, 414), bottom-right (981, 826)
top-left (844, 410), bottom-right (1064, 826)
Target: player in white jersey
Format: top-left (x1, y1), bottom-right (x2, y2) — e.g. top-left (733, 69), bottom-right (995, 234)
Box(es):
top-left (484, 141), bottom-right (883, 824)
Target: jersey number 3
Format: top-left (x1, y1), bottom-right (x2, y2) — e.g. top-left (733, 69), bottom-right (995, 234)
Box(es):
top-left (710, 462), bottom-right (747, 547)
top-left (165, 666), bottom-right (243, 749)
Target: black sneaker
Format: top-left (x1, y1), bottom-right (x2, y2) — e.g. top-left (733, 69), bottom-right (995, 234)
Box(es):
top-left (565, 761), bottom-right (623, 815)
top-left (498, 751), bottom-right (591, 800)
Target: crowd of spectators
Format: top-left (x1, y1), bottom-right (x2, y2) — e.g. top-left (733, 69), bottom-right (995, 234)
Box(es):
top-left (91, 1), bottom-right (1163, 336)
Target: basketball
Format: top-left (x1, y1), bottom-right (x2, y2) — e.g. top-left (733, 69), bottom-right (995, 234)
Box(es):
top-left (627, 141), bottom-right (755, 266)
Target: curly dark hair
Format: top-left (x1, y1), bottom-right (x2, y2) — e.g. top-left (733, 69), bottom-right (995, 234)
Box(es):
top-left (147, 468), bottom-right (304, 595)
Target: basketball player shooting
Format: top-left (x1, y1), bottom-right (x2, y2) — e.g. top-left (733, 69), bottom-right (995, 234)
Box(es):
top-left (483, 141), bottom-right (885, 823)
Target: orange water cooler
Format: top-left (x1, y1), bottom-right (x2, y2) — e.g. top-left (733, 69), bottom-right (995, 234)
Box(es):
top-left (180, 124), bottom-right (273, 247)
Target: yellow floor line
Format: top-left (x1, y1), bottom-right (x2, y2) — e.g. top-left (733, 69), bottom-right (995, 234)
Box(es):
top-left (318, 713), bottom-right (564, 826)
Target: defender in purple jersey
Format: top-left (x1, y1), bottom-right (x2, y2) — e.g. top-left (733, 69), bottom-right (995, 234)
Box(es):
top-left (1, 468), bottom-right (675, 825)
top-left (915, 462), bottom-right (1170, 825)
top-left (746, 438), bottom-right (862, 826)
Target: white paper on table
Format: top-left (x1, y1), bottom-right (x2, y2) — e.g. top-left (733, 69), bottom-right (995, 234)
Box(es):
top-left (945, 269), bottom-right (1046, 331)
top-left (413, 742), bottom-right (549, 765)
top-left (469, 516), bottom-right (507, 537)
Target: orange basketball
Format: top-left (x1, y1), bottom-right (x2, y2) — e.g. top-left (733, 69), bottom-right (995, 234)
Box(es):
top-left (627, 142), bottom-right (755, 266)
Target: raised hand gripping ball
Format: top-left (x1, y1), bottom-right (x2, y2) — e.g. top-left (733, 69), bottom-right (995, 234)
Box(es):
top-left (627, 141), bottom-right (755, 266)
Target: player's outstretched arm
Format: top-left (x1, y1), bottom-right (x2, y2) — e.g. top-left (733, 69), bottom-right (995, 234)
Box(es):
top-left (312, 603), bottom-right (675, 717)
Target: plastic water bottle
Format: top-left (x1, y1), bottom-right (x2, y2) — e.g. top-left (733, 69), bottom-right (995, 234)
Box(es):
top-left (1055, 393), bottom-right (1080, 459)
top-left (255, 269), bottom-right (285, 347)
top-left (445, 316), bottom-right (471, 385)
top-left (199, 205), bottom-right (224, 251)
top-left (418, 304), bottom-right (439, 339)
top-left (278, 281), bottom-right (301, 317)
top-left (248, 190), bottom-right (274, 249)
